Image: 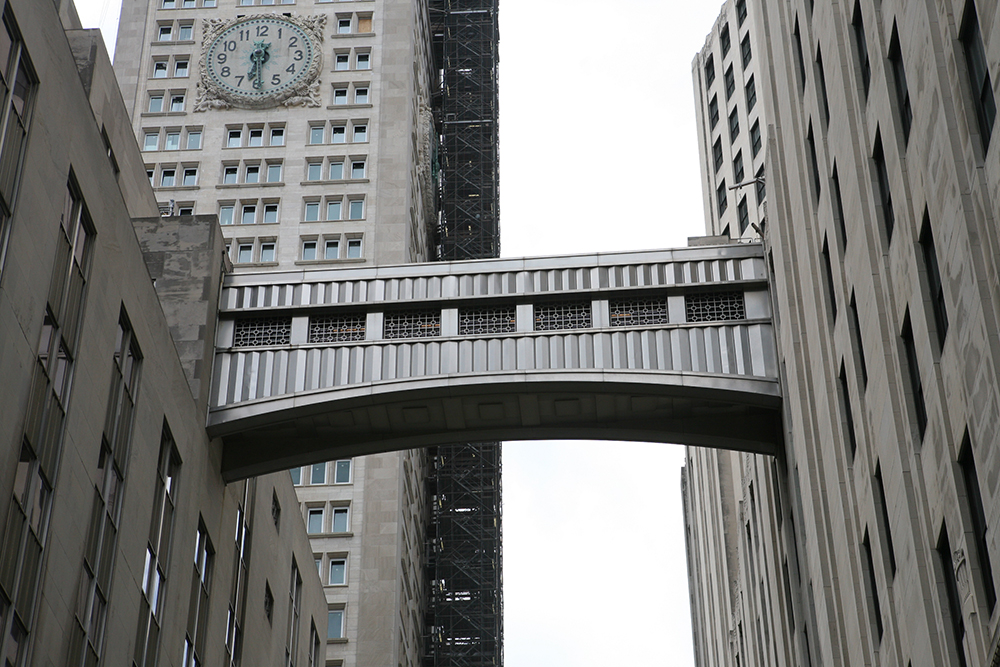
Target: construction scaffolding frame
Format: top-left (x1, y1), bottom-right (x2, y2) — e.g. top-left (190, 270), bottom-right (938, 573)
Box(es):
top-left (425, 0), bottom-right (502, 665)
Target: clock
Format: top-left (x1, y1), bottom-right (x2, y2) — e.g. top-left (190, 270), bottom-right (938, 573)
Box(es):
top-left (197, 15), bottom-right (324, 110)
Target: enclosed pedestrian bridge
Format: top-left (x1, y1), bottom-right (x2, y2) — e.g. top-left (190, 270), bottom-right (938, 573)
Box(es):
top-left (209, 244), bottom-right (781, 480)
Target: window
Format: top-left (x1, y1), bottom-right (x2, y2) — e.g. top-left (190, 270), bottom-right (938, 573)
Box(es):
top-left (182, 167), bottom-right (197, 186)
top-left (873, 463), bottom-right (895, 575)
top-left (900, 312), bottom-right (926, 438)
top-left (305, 201), bottom-right (320, 221)
top-left (332, 507), bottom-right (349, 532)
top-left (227, 129), bottom-right (242, 147)
top-left (357, 52), bottom-right (370, 69)
top-left (353, 124), bottom-right (367, 142)
top-left (336, 53), bottom-right (349, 70)
top-left (338, 17), bottom-right (351, 33)
top-left (178, 24), bottom-right (193, 40)
top-left (708, 95), bottom-right (719, 128)
top-left (733, 151), bottom-right (744, 183)
top-left (244, 129), bottom-right (261, 147)
top-left (241, 204), bottom-right (256, 225)
top-left (755, 165), bottom-right (765, 204)
top-left (263, 203), bottom-right (278, 223)
top-left (307, 508), bottom-right (323, 534)
top-left (849, 292), bottom-right (868, 386)
top-left (872, 132), bottom-right (894, 240)
top-left (158, 25), bottom-right (172, 41)
top-left (290, 467), bottom-right (301, 485)
top-left (165, 131), bottom-right (180, 150)
top-left (325, 239), bottom-right (340, 259)
top-left (348, 199), bottom-right (364, 219)
top-left (958, 434), bottom-right (997, 613)
top-left (807, 122), bottom-right (821, 199)
top-left (267, 163), bottom-right (282, 183)
top-left (327, 200), bottom-right (342, 220)
top-left (821, 237), bottom-right (838, 319)
top-left (720, 24), bottom-right (731, 56)
top-left (355, 87), bottom-right (369, 104)
top-left (704, 53), bottom-right (715, 87)
top-left (793, 18), bottom-right (806, 91)
top-left (307, 162), bottom-right (322, 181)
top-left (332, 126), bottom-right (346, 143)
top-left (852, 4), bottom-right (871, 98)
top-left (745, 75), bottom-right (756, 111)
top-left (737, 196), bottom-right (749, 234)
top-left (961, 2), bottom-right (996, 151)
top-left (174, 59), bottom-right (188, 77)
top-left (311, 463), bottom-right (325, 485)
top-left (310, 125), bottom-right (324, 144)
top-left (169, 95), bottom-right (184, 112)
top-left (223, 166), bottom-right (238, 184)
top-left (717, 179), bottom-right (728, 215)
top-left (347, 239), bottom-right (361, 259)
top-left (163, 0), bottom-right (175, 7)
top-left (351, 160), bottom-right (365, 179)
top-left (270, 127), bottom-right (285, 146)
top-left (329, 559), bottom-right (346, 586)
top-left (888, 26), bottom-right (912, 142)
top-left (937, 526), bottom-right (967, 667)
top-left (177, 206), bottom-right (193, 215)
top-left (153, 61), bottom-right (168, 78)
top-left (334, 460), bottom-right (351, 483)
top-left (149, 95), bottom-right (164, 113)
top-left (816, 47), bottom-right (830, 125)
top-left (919, 212), bottom-right (948, 349)
top-left (724, 64), bottom-right (735, 99)
top-left (327, 609), bottom-right (344, 640)
top-left (144, 132), bottom-right (159, 151)
top-left (303, 240), bottom-right (317, 261)
top-left (160, 168), bottom-right (176, 187)
top-left (219, 205), bottom-right (234, 225)
top-left (861, 529), bottom-right (884, 642)
top-left (741, 34), bottom-right (752, 68)
top-left (358, 16), bottom-right (372, 32)
top-left (736, 0), bottom-right (747, 25)
top-left (329, 161), bottom-right (344, 180)
top-left (750, 120), bottom-right (762, 156)
top-left (183, 522), bottom-right (214, 667)
top-left (245, 165), bottom-right (259, 184)
top-left (334, 88), bottom-right (348, 105)
top-left (713, 138), bottom-right (723, 172)
top-left (729, 107), bottom-right (740, 141)
top-left (186, 130), bottom-right (201, 149)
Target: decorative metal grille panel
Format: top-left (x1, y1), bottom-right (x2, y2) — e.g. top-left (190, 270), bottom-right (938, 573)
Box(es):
top-left (308, 314), bottom-right (366, 343)
top-left (384, 310), bottom-right (441, 339)
top-left (534, 301), bottom-right (592, 331)
top-left (232, 316), bottom-right (292, 347)
top-left (609, 298), bottom-right (670, 327)
top-left (459, 306), bottom-right (516, 335)
top-left (685, 291), bottom-right (746, 322)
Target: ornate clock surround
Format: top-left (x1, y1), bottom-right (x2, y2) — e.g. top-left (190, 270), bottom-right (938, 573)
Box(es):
top-left (195, 13), bottom-right (326, 111)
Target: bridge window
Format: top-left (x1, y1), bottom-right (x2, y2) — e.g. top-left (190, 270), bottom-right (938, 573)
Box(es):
top-left (384, 310), bottom-right (441, 339)
top-left (534, 301), bottom-right (593, 331)
top-left (233, 316), bottom-right (292, 347)
top-left (309, 314), bottom-right (366, 343)
top-left (459, 306), bottom-right (516, 335)
top-left (685, 291), bottom-right (746, 322)
top-left (609, 298), bottom-right (669, 327)
top-left (334, 460), bottom-right (352, 484)
top-left (311, 463), bottom-right (326, 485)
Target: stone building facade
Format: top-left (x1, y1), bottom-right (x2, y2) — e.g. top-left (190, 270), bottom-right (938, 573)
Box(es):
top-left (684, 1), bottom-right (1000, 666)
top-left (111, 1), bottom-right (437, 665)
top-left (0, 1), bottom-right (328, 665)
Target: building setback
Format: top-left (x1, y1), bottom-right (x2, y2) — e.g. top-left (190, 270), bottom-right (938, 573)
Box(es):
top-left (0, 1), bottom-right (328, 666)
top-left (684, 0), bottom-right (1000, 666)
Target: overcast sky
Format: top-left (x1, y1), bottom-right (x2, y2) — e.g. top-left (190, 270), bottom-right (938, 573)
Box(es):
top-left (72, 1), bottom-right (724, 664)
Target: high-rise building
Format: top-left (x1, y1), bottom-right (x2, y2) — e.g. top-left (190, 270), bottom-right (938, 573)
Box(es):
top-left (0, 2), bottom-right (329, 666)
top-left (111, 1), bottom-right (501, 665)
top-left (684, 1), bottom-right (1000, 666)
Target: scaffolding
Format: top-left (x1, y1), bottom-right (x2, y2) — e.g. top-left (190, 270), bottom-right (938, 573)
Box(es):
top-left (424, 1), bottom-right (502, 665)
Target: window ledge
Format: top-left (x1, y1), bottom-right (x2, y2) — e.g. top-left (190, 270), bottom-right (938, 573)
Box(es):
top-left (216, 182), bottom-right (284, 189)
top-left (326, 103), bottom-right (373, 110)
top-left (155, 185), bottom-right (200, 191)
top-left (151, 39), bottom-right (196, 46)
top-left (142, 111), bottom-right (187, 117)
top-left (300, 179), bottom-right (369, 186)
top-left (234, 261), bottom-right (279, 268)
top-left (329, 32), bottom-right (375, 39)
top-left (295, 259), bottom-right (365, 266)
top-left (305, 530), bottom-right (355, 537)
top-left (327, 638), bottom-right (349, 644)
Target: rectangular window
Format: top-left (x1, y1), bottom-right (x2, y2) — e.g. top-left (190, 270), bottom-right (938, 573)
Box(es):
top-left (307, 162), bottom-right (321, 181)
top-left (237, 244), bottom-right (252, 263)
top-left (332, 126), bottom-right (346, 143)
top-left (307, 508), bottom-right (323, 534)
top-left (351, 161), bottom-right (365, 179)
top-left (729, 108), bottom-right (740, 142)
top-left (807, 122), bottom-right (821, 199)
top-left (174, 60), bottom-right (188, 77)
top-left (219, 205), bottom-right (234, 225)
top-left (334, 460), bottom-right (351, 483)
top-left (755, 165), bottom-right (765, 204)
top-left (737, 196), bottom-right (749, 234)
top-left (872, 132), bottom-right (894, 240)
top-left (309, 126), bottom-right (324, 144)
top-left (750, 120), bottom-right (762, 156)
top-left (708, 95), bottom-right (719, 128)
top-left (353, 124), bottom-right (367, 142)
top-left (327, 200), bottom-right (342, 221)
top-left (290, 467), bottom-right (301, 485)
top-left (741, 34), bottom-right (752, 68)
top-left (937, 525), bottom-right (968, 667)
top-left (338, 17), bottom-right (352, 33)
top-left (358, 16), bottom-right (372, 32)
top-left (160, 169), bottom-right (176, 187)
top-left (900, 312), bottom-right (927, 438)
top-left (305, 202), bottom-right (320, 222)
top-left (302, 241), bottom-right (317, 261)
top-left (720, 24), bottom-right (731, 56)
top-left (919, 212), bottom-right (948, 349)
top-left (186, 130), bottom-right (201, 149)
top-left (329, 161), bottom-right (344, 180)
top-left (333, 88), bottom-right (348, 104)
top-left (331, 507), bottom-right (349, 533)
top-left (862, 529), bottom-right (884, 642)
top-left (169, 95), bottom-right (184, 112)
top-left (958, 434), bottom-right (997, 613)
top-left (267, 163), bottom-right (282, 183)
top-left (165, 132), bottom-right (180, 150)
top-left (335, 53), bottom-right (349, 70)
top-left (849, 292), bottom-right (868, 387)
top-left (149, 95), bottom-right (164, 113)
top-left (832, 165), bottom-right (847, 245)
top-left (745, 75), bottom-right (756, 111)
top-left (716, 179), bottom-right (728, 216)
top-left (357, 52), bottom-right (370, 69)
top-left (263, 203), bottom-right (278, 224)
top-left (311, 463), bottom-right (325, 485)
top-left (793, 18), bottom-right (806, 90)
top-left (853, 4), bottom-right (871, 98)
top-left (327, 609), bottom-right (344, 639)
top-left (178, 24), bottom-right (192, 41)
top-left (704, 53), bottom-right (715, 87)
top-left (348, 199), bottom-right (364, 220)
top-left (228, 129), bottom-right (241, 148)
top-left (888, 26), bottom-right (912, 142)
top-left (838, 362), bottom-right (857, 459)
top-left (325, 239), bottom-right (340, 259)
top-left (270, 127), bottom-right (284, 146)
top-left (354, 87), bottom-right (369, 104)
top-left (153, 61), bottom-right (168, 78)
top-left (733, 150), bottom-right (744, 183)
top-left (248, 129), bottom-right (262, 146)
top-left (182, 168), bottom-right (197, 186)
top-left (347, 239), bottom-right (361, 258)
top-left (144, 132), bottom-right (159, 151)
top-left (158, 25), bottom-right (172, 41)
top-left (260, 242), bottom-right (275, 263)
top-left (961, 2), bottom-right (995, 152)
top-left (724, 64), bottom-right (736, 99)
top-left (241, 205), bottom-right (256, 225)
top-left (874, 463), bottom-right (896, 577)
top-left (816, 47), bottom-right (830, 125)
top-left (822, 237), bottom-right (838, 319)
top-left (223, 166), bottom-right (238, 184)
top-left (736, 0), bottom-right (747, 25)
top-left (244, 165), bottom-right (259, 184)
top-left (329, 559), bottom-right (346, 585)
top-left (713, 138), bottom-right (723, 172)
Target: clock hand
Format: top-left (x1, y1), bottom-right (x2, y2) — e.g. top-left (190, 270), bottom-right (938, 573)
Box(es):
top-left (248, 40), bottom-right (271, 90)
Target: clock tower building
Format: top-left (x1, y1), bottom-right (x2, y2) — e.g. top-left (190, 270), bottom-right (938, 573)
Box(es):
top-left (112, 1), bottom-right (437, 666)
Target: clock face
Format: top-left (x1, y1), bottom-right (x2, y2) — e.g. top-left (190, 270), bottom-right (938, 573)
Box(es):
top-left (204, 16), bottom-right (320, 108)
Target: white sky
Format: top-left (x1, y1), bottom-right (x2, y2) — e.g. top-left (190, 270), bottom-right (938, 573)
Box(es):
top-left (71, 1), bottom-right (724, 664)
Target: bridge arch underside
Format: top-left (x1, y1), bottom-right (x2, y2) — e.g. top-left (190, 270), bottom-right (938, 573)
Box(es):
top-left (210, 371), bottom-right (782, 481)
